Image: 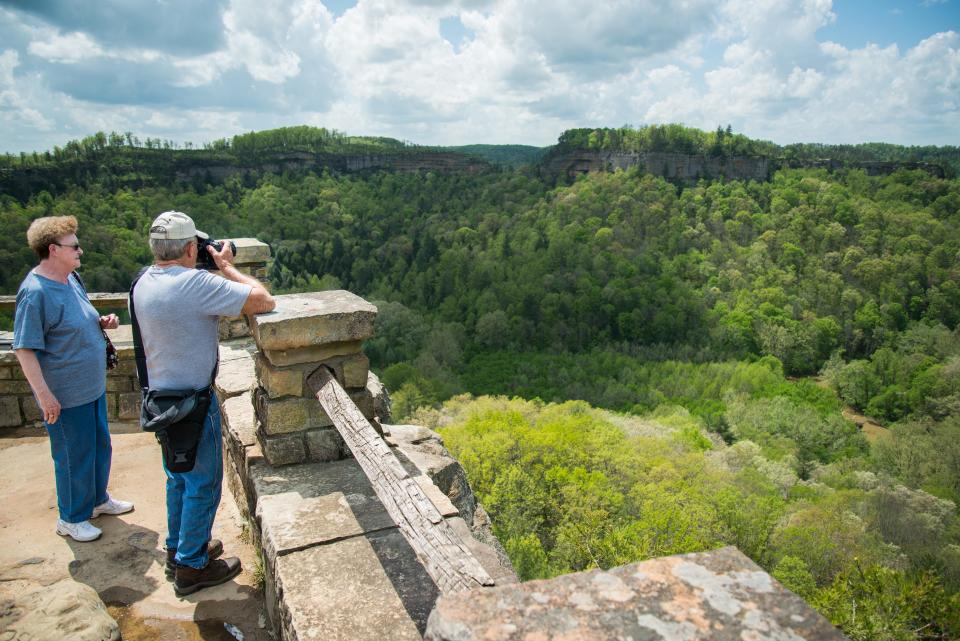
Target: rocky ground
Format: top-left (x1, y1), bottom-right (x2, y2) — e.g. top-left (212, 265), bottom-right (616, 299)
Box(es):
top-left (0, 424), bottom-right (268, 641)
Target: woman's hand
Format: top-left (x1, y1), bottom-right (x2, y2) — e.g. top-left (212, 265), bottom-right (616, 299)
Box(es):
top-left (100, 314), bottom-right (119, 330)
top-left (37, 389), bottom-right (61, 424)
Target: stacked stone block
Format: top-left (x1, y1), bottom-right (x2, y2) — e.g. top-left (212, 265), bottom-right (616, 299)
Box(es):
top-left (248, 291), bottom-right (379, 466)
top-left (0, 346), bottom-right (36, 428)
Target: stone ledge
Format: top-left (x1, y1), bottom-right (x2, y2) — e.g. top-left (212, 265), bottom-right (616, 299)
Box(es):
top-left (425, 546), bottom-right (850, 641)
top-left (252, 457), bottom-right (397, 563)
top-left (272, 530), bottom-right (434, 641)
top-left (249, 291), bottom-right (377, 352)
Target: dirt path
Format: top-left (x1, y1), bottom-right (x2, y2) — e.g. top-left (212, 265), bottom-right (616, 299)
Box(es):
top-left (809, 376), bottom-right (891, 442)
top-left (840, 407), bottom-right (891, 442)
top-left (0, 426), bottom-right (267, 640)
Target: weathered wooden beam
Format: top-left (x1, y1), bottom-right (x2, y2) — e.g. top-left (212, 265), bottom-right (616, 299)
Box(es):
top-left (307, 366), bottom-right (494, 594)
top-left (0, 292), bottom-right (128, 312)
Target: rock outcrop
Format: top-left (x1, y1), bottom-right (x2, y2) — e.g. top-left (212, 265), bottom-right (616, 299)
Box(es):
top-left (425, 546), bottom-right (850, 641)
top-left (0, 578), bottom-right (120, 641)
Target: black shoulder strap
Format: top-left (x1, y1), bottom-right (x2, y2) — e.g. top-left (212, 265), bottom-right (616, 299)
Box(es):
top-left (129, 266), bottom-right (150, 391)
top-left (71, 271), bottom-right (86, 292)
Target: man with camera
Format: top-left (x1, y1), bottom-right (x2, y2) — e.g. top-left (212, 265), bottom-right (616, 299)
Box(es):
top-left (133, 211), bottom-right (275, 595)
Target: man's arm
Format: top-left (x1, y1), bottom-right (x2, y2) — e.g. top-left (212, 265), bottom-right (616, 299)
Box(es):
top-left (209, 244), bottom-right (276, 314)
top-left (15, 348), bottom-right (61, 424)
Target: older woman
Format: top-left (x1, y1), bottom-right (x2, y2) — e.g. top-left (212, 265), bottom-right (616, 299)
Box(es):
top-left (13, 216), bottom-right (133, 542)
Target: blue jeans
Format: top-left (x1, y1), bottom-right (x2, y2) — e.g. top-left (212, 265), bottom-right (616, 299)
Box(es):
top-left (45, 393), bottom-right (111, 523)
top-left (165, 394), bottom-right (223, 569)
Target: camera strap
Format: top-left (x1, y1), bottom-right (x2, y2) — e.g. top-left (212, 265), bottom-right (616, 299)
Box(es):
top-left (129, 267), bottom-right (150, 391)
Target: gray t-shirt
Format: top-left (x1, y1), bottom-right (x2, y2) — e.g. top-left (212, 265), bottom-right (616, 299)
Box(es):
top-left (132, 266), bottom-right (251, 391)
top-left (13, 271), bottom-right (106, 409)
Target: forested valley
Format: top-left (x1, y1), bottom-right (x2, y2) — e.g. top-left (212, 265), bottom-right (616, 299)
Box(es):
top-left (2, 124), bottom-right (959, 639)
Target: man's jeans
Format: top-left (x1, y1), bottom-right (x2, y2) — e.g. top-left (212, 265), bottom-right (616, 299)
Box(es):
top-left (45, 393), bottom-right (112, 523)
top-left (165, 394), bottom-right (223, 569)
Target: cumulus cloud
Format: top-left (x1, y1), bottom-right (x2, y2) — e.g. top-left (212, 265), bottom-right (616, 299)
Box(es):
top-left (508, 0), bottom-right (716, 73)
top-left (27, 30), bottom-right (103, 63)
top-left (0, 0), bottom-right (957, 152)
top-left (0, 49), bottom-right (55, 134)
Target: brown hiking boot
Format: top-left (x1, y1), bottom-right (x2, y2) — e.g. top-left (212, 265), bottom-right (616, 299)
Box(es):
top-left (174, 557), bottom-right (242, 596)
top-left (165, 539), bottom-right (224, 580)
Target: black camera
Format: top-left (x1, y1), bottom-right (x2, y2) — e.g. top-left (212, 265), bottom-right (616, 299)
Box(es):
top-left (196, 238), bottom-right (237, 270)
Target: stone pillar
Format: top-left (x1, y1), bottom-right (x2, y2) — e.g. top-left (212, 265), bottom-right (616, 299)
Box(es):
top-left (216, 238), bottom-right (272, 340)
top-left (247, 291), bottom-right (379, 466)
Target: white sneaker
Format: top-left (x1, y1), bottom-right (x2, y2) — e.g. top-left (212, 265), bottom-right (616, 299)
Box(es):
top-left (91, 494), bottom-right (134, 518)
top-left (56, 519), bottom-right (102, 542)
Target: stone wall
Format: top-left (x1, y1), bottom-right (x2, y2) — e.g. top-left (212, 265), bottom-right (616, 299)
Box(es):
top-left (0, 347), bottom-right (41, 428)
top-left (0, 331), bottom-right (140, 428)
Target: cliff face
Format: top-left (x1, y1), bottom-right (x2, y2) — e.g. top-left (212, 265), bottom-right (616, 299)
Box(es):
top-left (541, 149), bottom-right (946, 182)
top-left (178, 151), bottom-right (489, 183)
top-left (778, 158), bottom-right (946, 178)
top-left (0, 150), bottom-right (490, 202)
top-left (541, 150), bottom-right (771, 182)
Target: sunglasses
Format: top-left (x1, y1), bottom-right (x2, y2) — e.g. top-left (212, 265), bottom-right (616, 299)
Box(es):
top-left (53, 242), bottom-right (81, 251)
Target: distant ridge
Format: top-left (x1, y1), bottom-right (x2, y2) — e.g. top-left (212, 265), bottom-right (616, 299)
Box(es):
top-left (2, 124), bottom-right (957, 202)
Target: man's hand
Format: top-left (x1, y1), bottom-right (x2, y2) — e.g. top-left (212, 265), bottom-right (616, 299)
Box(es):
top-left (208, 240), bottom-right (235, 271)
top-left (38, 389), bottom-right (61, 424)
top-left (100, 313), bottom-right (119, 330)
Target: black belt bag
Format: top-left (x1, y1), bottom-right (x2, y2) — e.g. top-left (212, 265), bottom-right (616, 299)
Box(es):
top-left (140, 387), bottom-right (211, 473)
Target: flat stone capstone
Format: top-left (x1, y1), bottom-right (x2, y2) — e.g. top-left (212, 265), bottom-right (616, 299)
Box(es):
top-left (249, 291), bottom-right (377, 352)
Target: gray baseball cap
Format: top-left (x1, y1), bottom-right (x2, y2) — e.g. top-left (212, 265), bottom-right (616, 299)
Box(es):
top-left (149, 211), bottom-right (209, 240)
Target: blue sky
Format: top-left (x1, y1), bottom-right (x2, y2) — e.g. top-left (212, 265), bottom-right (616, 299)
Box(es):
top-left (0, 0), bottom-right (957, 154)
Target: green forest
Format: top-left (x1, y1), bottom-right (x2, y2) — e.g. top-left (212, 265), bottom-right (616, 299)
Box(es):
top-left (2, 124), bottom-right (959, 639)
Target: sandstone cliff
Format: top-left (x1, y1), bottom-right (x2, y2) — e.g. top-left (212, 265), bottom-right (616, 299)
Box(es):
top-left (540, 148), bottom-right (946, 182)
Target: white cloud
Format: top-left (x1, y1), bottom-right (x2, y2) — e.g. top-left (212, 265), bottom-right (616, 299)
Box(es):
top-left (0, 50), bottom-right (55, 132)
top-left (27, 30), bottom-right (103, 63)
top-left (785, 67), bottom-right (823, 98)
top-left (0, 50), bottom-right (17, 86)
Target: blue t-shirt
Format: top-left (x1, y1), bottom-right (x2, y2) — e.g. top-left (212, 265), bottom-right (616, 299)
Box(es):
top-left (13, 271), bottom-right (106, 409)
top-left (132, 266), bottom-right (251, 391)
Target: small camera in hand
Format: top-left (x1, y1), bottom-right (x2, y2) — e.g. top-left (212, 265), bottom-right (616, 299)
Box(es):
top-left (196, 238), bottom-right (237, 270)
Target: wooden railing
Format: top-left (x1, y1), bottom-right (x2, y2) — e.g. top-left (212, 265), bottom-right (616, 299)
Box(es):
top-left (307, 366), bottom-right (495, 594)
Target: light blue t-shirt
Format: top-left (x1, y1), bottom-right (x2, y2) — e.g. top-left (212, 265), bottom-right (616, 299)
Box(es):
top-left (132, 265), bottom-right (251, 391)
top-left (13, 271), bottom-right (106, 409)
